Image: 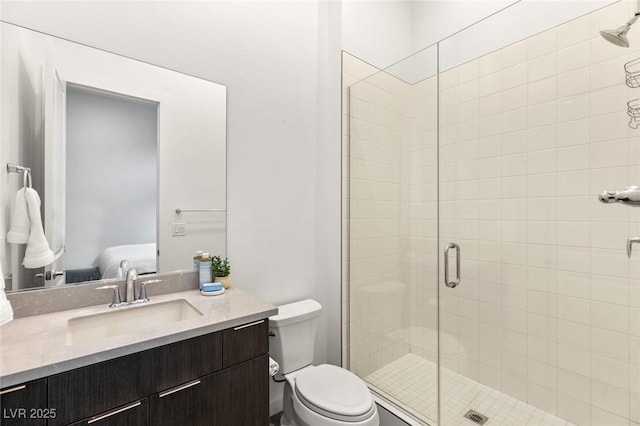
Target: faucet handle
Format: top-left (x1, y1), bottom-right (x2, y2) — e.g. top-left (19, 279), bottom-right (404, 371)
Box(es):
top-left (96, 285), bottom-right (123, 307)
top-left (138, 279), bottom-right (162, 302)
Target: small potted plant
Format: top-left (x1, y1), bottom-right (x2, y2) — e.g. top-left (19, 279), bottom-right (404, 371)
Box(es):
top-left (211, 256), bottom-right (231, 289)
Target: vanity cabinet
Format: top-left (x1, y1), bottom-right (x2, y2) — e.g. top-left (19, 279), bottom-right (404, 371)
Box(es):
top-left (48, 351), bottom-right (148, 425)
top-left (222, 319), bottom-right (268, 368)
top-left (68, 398), bottom-right (149, 426)
top-left (148, 355), bottom-right (268, 426)
top-left (0, 318), bottom-right (269, 426)
top-left (150, 319), bottom-right (269, 426)
top-left (0, 378), bottom-right (48, 425)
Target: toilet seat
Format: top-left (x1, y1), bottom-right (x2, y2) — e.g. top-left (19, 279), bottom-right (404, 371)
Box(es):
top-left (293, 364), bottom-right (375, 422)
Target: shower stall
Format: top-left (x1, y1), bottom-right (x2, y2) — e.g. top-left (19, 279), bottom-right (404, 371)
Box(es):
top-left (342, 1), bottom-right (640, 425)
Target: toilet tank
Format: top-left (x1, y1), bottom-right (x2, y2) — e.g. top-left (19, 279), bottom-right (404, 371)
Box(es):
top-left (268, 299), bottom-right (322, 375)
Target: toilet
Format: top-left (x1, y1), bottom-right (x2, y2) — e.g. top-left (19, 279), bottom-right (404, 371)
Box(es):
top-left (269, 299), bottom-right (379, 426)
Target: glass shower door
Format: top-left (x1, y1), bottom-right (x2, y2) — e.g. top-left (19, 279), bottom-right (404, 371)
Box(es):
top-left (345, 2), bottom-right (638, 425)
top-left (345, 46), bottom-right (440, 424)
top-left (437, 2), bottom-right (638, 426)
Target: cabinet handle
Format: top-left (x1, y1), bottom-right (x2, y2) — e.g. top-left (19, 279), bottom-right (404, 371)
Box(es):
top-left (233, 319), bottom-right (264, 331)
top-left (87, 401), bottom-right (141, 424)
top-left (159, 379), bottom-right (201, 398)
top-left (0, 384), bottom-right (26, 395)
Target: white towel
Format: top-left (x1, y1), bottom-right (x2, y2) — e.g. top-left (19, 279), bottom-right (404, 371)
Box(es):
top-left (0, 262), bottom-right (14, 326)
top-left (7, 188), bottom-right (29, 244)
top-left (22, 188), bottom-right (54, 269)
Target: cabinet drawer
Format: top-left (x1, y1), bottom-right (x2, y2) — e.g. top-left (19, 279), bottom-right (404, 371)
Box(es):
top-left (222, 319), bottom-right (268, 368)
top-left (48, 352), bottom-right (145, 426)
top-left (141, 332), bottom-right (222, 393)
top-left (0, 379), bottom-right (48, 426)
top-left (149, 377), bottom-right (216, 426)
top-left (69, 398), bottom-right (148, 426)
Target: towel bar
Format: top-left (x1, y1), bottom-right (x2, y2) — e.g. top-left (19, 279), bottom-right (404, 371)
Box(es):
top-left (6, 163), bottom-right (30, 174)
top-left (175, 208), bottom-right (226, 214)
top-left (7, 163), bottom-right (32, 188)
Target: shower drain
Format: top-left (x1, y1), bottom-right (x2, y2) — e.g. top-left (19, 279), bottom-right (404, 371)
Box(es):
top-left (464, 410), bottom-right (489, 425)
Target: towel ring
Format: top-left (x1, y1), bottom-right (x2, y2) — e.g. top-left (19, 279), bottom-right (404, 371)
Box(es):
top-left (22, 170), bottom-right (32, 189)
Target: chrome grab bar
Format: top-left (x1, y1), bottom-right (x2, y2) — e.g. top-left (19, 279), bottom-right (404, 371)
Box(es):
top-left (444, 242), bottom-right (461, 288)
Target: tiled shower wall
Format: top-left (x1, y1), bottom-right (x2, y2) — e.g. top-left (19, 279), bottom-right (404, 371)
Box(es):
top-left (342, 51), bottom-right (440, 382)
top-left (406, 76), bottom-right (439, 362)
top-left (439, 2), bottom-right (639, 425)
top-left (343, 53), bottom-right (413, 378)
top-left (343, 2), bottom-right (640, 425)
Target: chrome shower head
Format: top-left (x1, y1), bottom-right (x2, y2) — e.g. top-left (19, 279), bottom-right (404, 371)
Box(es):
top-left (600, 24), bottom-right (632, 47)
top-left (600, 13), bottom-right (640, 47)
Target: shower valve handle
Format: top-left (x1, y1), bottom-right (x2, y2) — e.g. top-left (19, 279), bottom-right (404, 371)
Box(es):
top-left (598, 190), bottom-right (620, 203)
top-left (627, 237), bottom-right (640, 258)
top-left (598, 186), bottom-right (640, 206)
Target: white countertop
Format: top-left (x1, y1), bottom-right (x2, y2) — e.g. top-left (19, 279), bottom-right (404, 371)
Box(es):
top-left (0, 288), bottom-right (277, 388)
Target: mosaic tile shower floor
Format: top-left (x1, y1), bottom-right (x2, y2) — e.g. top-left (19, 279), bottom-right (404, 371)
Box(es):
top-left (366, 353), bottom-right (576, 426)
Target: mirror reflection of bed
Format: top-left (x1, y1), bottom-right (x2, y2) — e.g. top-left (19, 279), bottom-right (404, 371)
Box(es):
top-left (66, 243), bottom-right (157, 284)
top-left (63, 85), bottom-right (157, 284)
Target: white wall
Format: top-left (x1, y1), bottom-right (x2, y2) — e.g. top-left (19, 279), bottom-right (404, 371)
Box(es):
top-left (342, 0), bottom-right (619, 73)
top-left (341, 0), bottom-right (414, 69)
top-left (65, 87), bottom-right (157, 270)
top-left (412, 0), bottom-right (517, 51)
top-left (437, 0), bottom-right (618, 72)
top-left (340, 0), bottom-right (517, 73)
top-left (0, 24), bottom-right (48, 290)
top-left (0, 1), bottom-right (343, 367)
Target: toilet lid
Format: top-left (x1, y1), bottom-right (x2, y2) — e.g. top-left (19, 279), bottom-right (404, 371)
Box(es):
top-left (294, 364), bottom-right (374, 422)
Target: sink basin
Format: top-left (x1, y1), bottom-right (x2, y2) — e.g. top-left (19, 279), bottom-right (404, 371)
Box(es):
top-left (66, 299), bottom-right (202, 345)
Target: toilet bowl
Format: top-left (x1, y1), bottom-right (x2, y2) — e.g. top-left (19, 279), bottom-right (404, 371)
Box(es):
top-left (281, 365), bottom-right (378, 426)
top-left (269, 300), bottom-right (379, 426)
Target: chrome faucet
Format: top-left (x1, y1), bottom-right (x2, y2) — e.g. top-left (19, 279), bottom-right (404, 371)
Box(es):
top-left (125, 268), bottom-right (138, 303)
top-left (120, 259), bottom-right (130, 278)
top-left (97, 262), bottom-right (162, 307)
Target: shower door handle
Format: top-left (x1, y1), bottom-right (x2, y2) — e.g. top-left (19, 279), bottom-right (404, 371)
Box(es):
top-left (444, 242), bottom-right (461, 288)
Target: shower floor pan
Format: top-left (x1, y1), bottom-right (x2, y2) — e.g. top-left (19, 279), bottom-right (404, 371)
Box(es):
top-left (366, 353), bottom-right (576, 426)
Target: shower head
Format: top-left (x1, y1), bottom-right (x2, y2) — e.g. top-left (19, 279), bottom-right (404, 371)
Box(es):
top-left (600, 13), bottom-right (640, 47)
top-left (600, 25), bottom-right (631, 47)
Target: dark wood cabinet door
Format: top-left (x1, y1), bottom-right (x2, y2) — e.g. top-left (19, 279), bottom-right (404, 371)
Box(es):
top-left (141, 332), bottom-right (222, 394)
top-left (47, 352), bottom-right (146, 426)
top-left (215, 355), bottom-right (269, 426)
top-left (149, 355), bottom-right (268, 426)
top-left (149, 377), bottom-right (216, 426)
top-left (222, 319), bottom-right (268, 368)
top-left (0, 379), bottom-right (48, 426)
top-left (69, 398), bottom-right (148, 426)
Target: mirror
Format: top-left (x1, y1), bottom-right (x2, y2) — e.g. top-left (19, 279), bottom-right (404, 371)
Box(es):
top-left (1, 22), bottom-right (227, 292)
